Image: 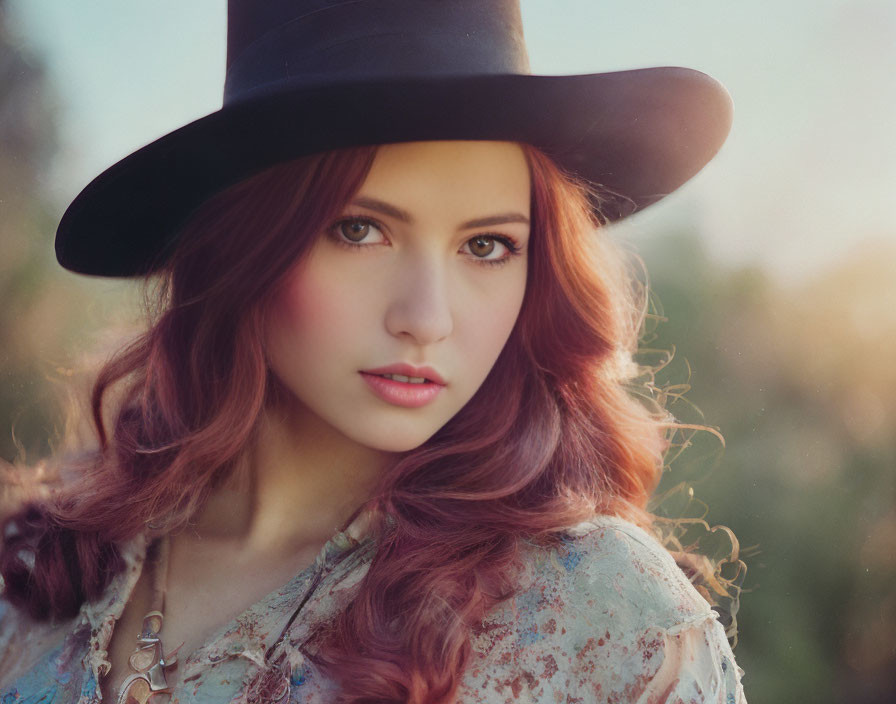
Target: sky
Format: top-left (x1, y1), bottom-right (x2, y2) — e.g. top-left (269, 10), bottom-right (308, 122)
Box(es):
top-left (7, 0), bottom-right (896, 284)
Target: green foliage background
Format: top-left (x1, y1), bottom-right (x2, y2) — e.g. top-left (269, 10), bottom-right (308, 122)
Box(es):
top-left (643, 232), bottom-right (896, 702)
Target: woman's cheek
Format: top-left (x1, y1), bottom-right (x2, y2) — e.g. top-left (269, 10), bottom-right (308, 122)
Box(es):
top-left (277, 254), bottom-right (365, 332)
top-left (466, 267), bottom-right (526, 343)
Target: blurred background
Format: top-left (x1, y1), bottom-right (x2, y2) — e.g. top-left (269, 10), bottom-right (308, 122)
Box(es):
top-left (1, 0), bottom-right (894, 700)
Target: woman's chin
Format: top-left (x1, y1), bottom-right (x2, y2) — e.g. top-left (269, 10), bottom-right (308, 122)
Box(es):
top-left (346, 426), bottom-right (437, 454)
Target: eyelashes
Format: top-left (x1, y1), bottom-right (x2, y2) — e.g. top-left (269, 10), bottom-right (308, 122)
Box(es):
top-left (325, 216), bottom-right (523, 268)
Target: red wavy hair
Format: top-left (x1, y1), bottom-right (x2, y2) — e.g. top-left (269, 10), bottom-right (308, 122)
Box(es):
top-left (1, 143), bottom-right (666, 702)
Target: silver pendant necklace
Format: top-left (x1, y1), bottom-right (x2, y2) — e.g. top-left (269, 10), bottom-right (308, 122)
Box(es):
top-left (116, 535), bottom-right (179, 704)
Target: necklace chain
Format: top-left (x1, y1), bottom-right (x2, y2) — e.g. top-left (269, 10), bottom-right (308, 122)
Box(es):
top-left (113, 518), bottom-right (372, 702)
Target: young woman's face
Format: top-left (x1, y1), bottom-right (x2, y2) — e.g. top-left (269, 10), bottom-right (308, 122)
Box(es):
top-left (265, 140), bottom-right (531, 452)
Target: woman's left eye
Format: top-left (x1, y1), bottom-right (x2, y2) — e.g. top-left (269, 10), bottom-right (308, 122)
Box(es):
top-left (463, 235), bottom-right (521, 264)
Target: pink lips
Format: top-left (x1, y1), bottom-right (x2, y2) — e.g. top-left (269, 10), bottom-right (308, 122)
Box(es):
top-left (359, 363), bottom-right (446, 408)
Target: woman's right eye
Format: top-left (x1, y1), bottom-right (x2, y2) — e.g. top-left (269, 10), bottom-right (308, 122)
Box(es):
top-left (328, 217), bottom-right (387, 248)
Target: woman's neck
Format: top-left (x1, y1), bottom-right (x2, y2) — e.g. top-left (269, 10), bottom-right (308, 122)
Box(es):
top-left (186, 401), bottom-right (392, 554)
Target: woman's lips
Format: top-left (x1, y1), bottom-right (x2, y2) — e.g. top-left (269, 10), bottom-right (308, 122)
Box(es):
top-left (361, 363), bottom-right (446, 386)
top-left (359, 372), bottom-right (445, 408)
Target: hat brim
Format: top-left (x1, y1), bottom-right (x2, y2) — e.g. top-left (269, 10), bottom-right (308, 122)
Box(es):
top-left (55, 67), bottom-right (732, 277)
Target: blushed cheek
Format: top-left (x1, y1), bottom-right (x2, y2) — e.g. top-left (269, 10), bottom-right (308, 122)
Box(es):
top-left (274, 259), bottom-right (350, 334)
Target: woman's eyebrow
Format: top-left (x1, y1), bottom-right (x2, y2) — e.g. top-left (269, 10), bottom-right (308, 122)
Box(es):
top-left (350, 196), bottom-right (530, 230)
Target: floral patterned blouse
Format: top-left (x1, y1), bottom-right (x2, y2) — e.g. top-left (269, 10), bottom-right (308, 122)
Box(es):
top-left (0, 514), bottom-right (746, 703)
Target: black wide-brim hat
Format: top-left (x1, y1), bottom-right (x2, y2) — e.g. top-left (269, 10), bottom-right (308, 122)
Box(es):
top-left (55, 0), bottom-right (733, 277)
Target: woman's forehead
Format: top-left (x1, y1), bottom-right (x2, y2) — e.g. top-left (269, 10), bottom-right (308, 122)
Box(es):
top-left (355, 140), bottom-right (531, 223)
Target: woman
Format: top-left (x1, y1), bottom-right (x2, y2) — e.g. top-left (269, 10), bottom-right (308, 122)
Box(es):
top-left (0, 1), bottom-right (746, 702)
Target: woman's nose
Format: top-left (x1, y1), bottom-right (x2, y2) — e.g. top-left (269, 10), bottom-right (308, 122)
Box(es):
top-left (383, 259), bottom-right (454, 345)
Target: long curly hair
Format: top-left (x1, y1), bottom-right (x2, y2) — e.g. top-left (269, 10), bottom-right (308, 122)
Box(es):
top-left (2, 142), bottom-right (691, 702)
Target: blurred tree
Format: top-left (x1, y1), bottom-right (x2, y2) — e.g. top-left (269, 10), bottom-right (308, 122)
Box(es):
top-left (641, 228), bottom-right (896, 704)
top-left (0, 0), bottom-right (60, 464)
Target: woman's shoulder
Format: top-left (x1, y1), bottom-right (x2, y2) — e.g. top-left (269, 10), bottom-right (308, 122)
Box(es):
top-left (0, 601), bottom-right (77, 688)
top-left (497, 514), bottom-right (715, 636)
top-left (459, 514), bottom-right (746, 702)
top-left (548, 513), bottom-right (715, 631)
top-left (0, 531), bottom-right (148, 691)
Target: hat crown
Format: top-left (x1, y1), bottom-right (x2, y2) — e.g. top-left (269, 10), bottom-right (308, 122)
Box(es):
top-left (224, 0), bottom-right (530, 103)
